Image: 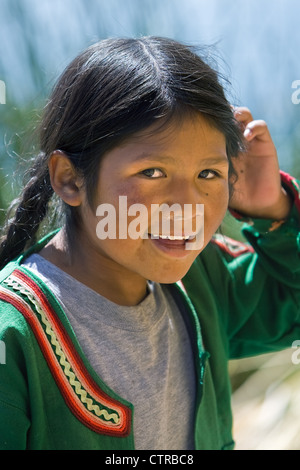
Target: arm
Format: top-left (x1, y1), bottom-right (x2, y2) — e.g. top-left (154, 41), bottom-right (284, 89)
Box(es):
top-left (214, 171), bottom-right (300, 358)
top-left (214, 105), bottom-right (300, 357)
top-left (228, 108), bottom-right (300, 355)
top-left (184, 109), bottom-right (300, 359)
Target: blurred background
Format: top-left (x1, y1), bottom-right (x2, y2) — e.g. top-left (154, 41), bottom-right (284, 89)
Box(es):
top-left (0, 0), bottom-right (300, 450)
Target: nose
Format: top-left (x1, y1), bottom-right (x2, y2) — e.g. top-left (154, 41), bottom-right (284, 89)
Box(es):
top-left (151, 178), bottom-right (204, 237)
top-left (164, 176), bottom-right (203, 214)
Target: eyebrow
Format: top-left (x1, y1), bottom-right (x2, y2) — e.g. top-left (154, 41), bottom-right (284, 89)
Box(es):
top-left (132, 153), bottom-right (228, 165)
top-left (198, 156), bottom-right (229, 165)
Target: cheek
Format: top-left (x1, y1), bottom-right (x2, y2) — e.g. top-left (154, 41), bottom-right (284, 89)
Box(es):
top-left (111, 182), bottom-right (157, 234)
top-left (94, 192), bottom-right (152, 245)
top-left (203, 183), bottom-right (229, 228)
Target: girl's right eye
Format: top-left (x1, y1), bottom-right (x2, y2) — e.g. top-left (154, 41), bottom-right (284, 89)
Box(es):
top-left (140, 168), bottom-right (165, 178)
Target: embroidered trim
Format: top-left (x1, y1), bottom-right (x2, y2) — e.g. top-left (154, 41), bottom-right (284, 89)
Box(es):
top-left (0, 269), bottom-right (131, 437)
top-left (280, 171), bottom-right (300, 214)
top-left (212, 233), bottom-right (254, 258)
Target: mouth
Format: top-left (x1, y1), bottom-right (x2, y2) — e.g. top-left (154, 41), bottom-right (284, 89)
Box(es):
top-left (148, 233), bottom-right (197, 257)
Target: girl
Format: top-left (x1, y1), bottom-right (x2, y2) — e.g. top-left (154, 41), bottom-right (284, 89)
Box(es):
top-left (0, 37), bottom-right (299, 450)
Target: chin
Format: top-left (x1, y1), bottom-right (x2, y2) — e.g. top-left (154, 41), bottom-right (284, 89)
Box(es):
top-left (148, 266), bottom-right (194, 285)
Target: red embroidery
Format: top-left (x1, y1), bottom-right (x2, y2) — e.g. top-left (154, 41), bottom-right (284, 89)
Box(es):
top-left (212, 235), bottom-right (254, 258)
top-left (0, 269), bottom-right (131, 437)
top-left (280, 171), bottom-right (300, 214)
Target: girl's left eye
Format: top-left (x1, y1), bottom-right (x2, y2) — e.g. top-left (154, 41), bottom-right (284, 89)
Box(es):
top-left (140, 168), bottom-right (165, 178)
top-left (198, 169), bottom-right (219, 179)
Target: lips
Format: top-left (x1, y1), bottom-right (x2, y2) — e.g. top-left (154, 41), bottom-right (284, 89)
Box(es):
top-left (147, 233), bottom-right (197, 257)
top-left (153, 237), bottom-right (186, 247)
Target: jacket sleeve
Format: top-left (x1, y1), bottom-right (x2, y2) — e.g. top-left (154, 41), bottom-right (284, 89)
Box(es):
top-left (199, 171), bottom-right (300, 359)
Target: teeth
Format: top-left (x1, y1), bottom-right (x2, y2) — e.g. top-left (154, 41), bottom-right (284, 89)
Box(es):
top-left (151, 234), bottom-right (191, 241)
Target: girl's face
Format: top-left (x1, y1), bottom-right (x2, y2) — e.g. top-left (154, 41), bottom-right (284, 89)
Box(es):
top-left (78, 113), bottom-right (229, 284)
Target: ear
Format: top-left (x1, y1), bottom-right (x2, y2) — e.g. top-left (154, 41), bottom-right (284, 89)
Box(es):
top-left (48, 150), bottom-right (84, 207)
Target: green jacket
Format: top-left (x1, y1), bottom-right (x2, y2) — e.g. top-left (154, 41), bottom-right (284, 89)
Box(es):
top-left (0, 171), bottom-right (299, 450)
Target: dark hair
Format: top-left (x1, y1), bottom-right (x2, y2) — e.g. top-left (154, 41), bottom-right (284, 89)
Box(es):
top-left (0, 36), bottom-right (244, 269)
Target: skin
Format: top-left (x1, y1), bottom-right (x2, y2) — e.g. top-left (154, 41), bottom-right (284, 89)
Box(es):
top-left (229, 107), bottom-right (292, 220)
top-left (41, 109), bottom-right (292, 306)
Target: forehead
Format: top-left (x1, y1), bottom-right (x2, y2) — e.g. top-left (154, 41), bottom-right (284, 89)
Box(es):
top-left (113, 114), bottom-right (227, 158)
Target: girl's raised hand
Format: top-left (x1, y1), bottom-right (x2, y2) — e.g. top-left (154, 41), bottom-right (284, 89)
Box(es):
top-left (229, 107), bottom-right (292, 220)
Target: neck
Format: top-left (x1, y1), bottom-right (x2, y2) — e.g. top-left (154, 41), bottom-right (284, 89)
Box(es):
top-left (40, 228), bottom-right (148, 306)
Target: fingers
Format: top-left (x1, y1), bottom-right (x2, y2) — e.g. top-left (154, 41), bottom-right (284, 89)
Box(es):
top-left (232, 106), bottom-right (271, 142)
top-left (243, 119), bottom-right (271, 142)
top-left (232, 106), bottom-right (254, 126)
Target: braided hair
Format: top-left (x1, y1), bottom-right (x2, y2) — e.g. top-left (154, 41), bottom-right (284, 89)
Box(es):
top-left (0, 152), bottom-right (54, 268)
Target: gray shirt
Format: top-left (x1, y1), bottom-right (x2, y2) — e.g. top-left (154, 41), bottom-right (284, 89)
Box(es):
top-left (23, 254), bottom-right (196, 450)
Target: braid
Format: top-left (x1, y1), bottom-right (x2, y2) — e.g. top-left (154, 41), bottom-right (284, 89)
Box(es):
top-left (0, 153), bottom-right (54, 269)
